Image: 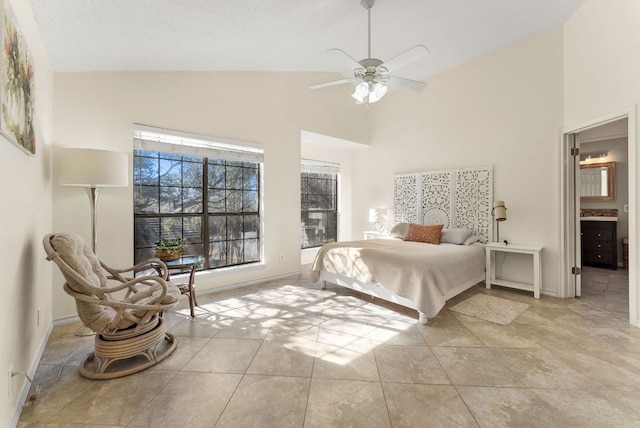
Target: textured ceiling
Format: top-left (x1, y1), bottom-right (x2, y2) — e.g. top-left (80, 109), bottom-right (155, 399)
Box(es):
top-left (29, 0), bottom-right (585, 80)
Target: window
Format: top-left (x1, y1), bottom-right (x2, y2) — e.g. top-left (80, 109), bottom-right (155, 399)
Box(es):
top-left (133, 125), bottom-right (263, 271)
top-left (301, 159), bottom-right (339, 249)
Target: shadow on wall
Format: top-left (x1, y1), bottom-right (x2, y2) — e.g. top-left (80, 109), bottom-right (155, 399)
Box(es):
top-left (17, 236), bottom-right (36, 362)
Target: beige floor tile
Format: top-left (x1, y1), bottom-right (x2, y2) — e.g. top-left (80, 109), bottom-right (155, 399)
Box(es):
top-left (314, 341), bottom-right (380, 382)
top-left (264, 317), bottom-right (320, 340)
top-left (305, 378), bottom-right (391, 428)
top-left (149, 336), bottom-right (210, 371)
top-left (491, 348), bottom-right (594, 389)
top-left (432, 347), bottom-right (525, 387)
top-left (127, 371), bottom-right (241, 427)
top-left (374, 345), bottom-right (449, 384)
top-left (168, 316), bottom-right (224, 337)
top-left (212, 317), bottom-right (271, 339)
top-left (369, 319), bottom-right (427, 346)
top-left (384, 383), bottom-right (478, 427)
top-left (317, 325), bottom-right (373, 349)
top-left (183, 338), bottom-right (261, 373)
top-left (589, 385), bottom-right (640, 418)
top-left (457, 386), bottom-right (564, 427)
top-left (552, 348), bottom-right (640, 387)
top-left (532, 388), bottom-right (640, 427)
top-left (417, 311), bottom-right (484, 347)
top-left (16, 268), bottom-right (639, 428)
top-left (18, 366), bottom-right (94, 423)
top-left (215, 375), bottom-right (310, 428)
top-left (246, 338), bottom-right (315, 376)
top-left (464, 322), bottom-right (543, 348)
top-left (46, 369), bottom-right (177, 426)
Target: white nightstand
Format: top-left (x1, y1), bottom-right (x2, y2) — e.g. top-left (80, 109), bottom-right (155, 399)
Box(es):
top-left (485, 242), bottom-right (543, 298)
top-left (363, 231), bottom-right (392, 240)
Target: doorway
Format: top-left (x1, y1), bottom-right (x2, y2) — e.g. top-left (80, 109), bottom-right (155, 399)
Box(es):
top-left (578, 120), bottom-right (629, 319)
top-left (559, 107), bottom-right (637, 326)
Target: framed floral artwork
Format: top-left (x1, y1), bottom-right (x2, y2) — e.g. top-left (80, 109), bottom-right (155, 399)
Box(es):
top-left (1, 0), bottom-right (35, 155)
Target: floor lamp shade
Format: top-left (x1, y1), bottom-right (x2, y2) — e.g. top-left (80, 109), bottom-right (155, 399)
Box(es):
top-left (58, 148), bottom-right (128, 252)
top-left (58, 148), bottom-right (128, 187)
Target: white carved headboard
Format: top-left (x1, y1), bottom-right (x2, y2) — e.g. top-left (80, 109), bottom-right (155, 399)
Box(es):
top-left (393, 166), bottom-right (493, 243)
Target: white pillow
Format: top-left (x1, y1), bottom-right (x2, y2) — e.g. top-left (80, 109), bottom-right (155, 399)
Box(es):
top-left (389, 222), bottom-right (409, 239)
top-left (440, 228), bottom-right (474, 245)
top-left (463, 235), bottom-right (479, 246)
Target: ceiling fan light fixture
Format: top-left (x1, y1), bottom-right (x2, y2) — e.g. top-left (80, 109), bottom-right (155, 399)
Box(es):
top-left (354, 82), bottom-right (369, 97)
top-left (351, 91), bottom-right (365, 104)
top-left (310, 0), bottom-right (428, 104)
top-left (369, 82), bottom-right (388, 103)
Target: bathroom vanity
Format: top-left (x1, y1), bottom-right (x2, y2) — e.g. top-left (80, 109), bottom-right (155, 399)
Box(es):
top-left (581, 218), bottom-right (617, 270)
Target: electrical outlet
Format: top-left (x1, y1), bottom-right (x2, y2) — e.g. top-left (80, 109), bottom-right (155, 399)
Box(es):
top-left (624, 204), bottom-right (629, 213)
top-left (279, 254), bottom-right (285, 262)
top-left (8, 364), bottom-right (13, 396)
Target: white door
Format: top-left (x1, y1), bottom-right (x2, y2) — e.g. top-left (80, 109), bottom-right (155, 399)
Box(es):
top-left (571, 133), bottom-right (582, 297)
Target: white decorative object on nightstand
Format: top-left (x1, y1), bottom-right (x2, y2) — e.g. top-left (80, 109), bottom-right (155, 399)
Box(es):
top-left (363, 231), bottom-right (392, 240)
top-left (485, 242), bottom-right (542, 298)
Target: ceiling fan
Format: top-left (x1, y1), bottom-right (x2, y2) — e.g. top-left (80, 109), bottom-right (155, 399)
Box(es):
top-left (310, 0), bottom-right (428, 105)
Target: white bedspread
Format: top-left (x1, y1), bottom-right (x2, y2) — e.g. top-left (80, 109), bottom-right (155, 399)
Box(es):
top-left (310, 239), bottom-right (485, 318)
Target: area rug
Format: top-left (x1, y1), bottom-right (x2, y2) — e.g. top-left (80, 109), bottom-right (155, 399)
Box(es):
top-left (449, 293), bottom-right (529, 326)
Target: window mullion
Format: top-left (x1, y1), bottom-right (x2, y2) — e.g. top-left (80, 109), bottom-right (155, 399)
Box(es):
top-left (202, 157), bottom-right (210, 270)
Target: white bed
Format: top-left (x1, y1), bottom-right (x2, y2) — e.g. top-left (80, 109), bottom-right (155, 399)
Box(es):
top-left (310, 166), bottom-right (493, 324)
top-left (310, 238), bottom-right (486, 323)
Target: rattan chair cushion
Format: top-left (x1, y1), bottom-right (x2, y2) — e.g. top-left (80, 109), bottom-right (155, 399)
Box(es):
top-left (49, 233), bottom-right (180, 334)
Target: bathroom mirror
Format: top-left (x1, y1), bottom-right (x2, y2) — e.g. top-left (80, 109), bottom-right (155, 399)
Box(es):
top-left (580, 161), bottom-right (616, 201)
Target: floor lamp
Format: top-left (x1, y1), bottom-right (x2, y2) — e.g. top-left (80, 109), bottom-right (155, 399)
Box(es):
top-left (58, 148), bottom-right (128, 335)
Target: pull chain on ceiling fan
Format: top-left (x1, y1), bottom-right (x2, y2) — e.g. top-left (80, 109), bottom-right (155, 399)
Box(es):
top-left (310, 0), bottom-right (428, 105)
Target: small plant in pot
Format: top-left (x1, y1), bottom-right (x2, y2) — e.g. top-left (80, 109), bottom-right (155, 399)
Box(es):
top-left (155, 237), bottom-right (187, 261)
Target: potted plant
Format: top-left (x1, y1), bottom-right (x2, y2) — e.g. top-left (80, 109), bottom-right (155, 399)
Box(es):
top-left (154, 237), bottom-right (186, 261)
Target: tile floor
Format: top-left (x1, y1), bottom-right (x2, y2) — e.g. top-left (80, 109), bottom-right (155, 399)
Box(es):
top-left (17, 266), bottom-right (640, 427)
top-left (580, 265), bottom-right (629, 319)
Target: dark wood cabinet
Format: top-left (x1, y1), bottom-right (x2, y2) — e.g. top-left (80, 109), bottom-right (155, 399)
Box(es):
top-left (581, 220), bottom-right (617, 270)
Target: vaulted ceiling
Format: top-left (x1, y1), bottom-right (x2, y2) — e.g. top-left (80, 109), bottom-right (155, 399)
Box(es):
top-left (30, 0), bottom-right (584, 81)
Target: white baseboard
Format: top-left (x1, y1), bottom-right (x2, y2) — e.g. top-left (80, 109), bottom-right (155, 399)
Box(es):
top-left (8, 321), bottom-right (54, 428)
top-left (195, 269), bottom-right (303, 297)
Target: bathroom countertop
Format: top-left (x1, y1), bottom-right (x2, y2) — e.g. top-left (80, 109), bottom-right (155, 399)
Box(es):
top-left (580, 216), bottom-right (618, 222)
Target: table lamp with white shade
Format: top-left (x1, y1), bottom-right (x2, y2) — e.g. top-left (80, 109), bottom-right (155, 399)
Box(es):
top-left (369, 207), bottom-right (388, 233)
top-left (492, 200), bottom-right (507, 242)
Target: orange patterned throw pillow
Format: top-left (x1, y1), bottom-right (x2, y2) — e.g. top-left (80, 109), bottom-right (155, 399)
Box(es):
top-left (404, 224), bottom-right (444, 244)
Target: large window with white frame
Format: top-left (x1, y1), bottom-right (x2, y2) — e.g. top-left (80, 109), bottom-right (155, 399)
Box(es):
top-left (133, 125), bottom-right (263, 271)
top-left (300, 159), bottom-right (339, 249)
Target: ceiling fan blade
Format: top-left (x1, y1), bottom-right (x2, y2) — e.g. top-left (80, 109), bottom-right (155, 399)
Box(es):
top-left (327, 48), bottom-right (363, 71)
top-left (381, 45), bottom-right (429, 73)
top-left (386, 76), bottom-right (426, 91)
top-left (309, 78), bottom-right (353, 90)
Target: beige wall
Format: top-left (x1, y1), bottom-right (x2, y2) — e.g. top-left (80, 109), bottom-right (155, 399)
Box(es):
top-left (564, 0), bottom-right (640, 323)
top-left (352, 28), bottom-right (565, 294)
top-left (51, 72), bottom-right (369, 319)
top-left (1, 0), bottom-right (53, 425)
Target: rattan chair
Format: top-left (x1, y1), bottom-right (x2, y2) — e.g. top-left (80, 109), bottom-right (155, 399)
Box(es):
top-left (43, 232), bottom-right (181, 379)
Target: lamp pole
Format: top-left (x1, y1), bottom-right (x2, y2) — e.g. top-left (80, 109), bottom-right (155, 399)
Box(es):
top-left (87, 186), bottom-right (100, 253)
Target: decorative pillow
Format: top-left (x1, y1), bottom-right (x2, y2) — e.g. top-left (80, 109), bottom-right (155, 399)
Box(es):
top-left (440, 228), bottom-right (474, 245)
top-left (403, 224), bottom-right (444, 244)
top-left (389, 222), bottom-right (409, 239)
top-left (463, 235), bottom-right (479, 246)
